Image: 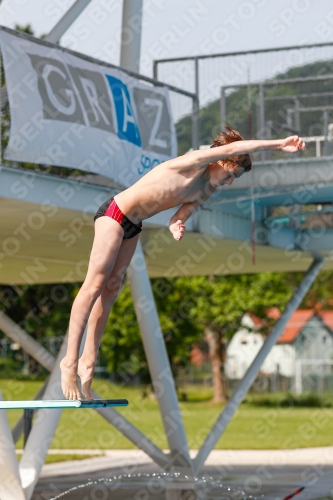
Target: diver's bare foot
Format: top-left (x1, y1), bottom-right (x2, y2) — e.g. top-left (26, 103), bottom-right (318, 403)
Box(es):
top-left (78, 358), bottom-right (95, 400)
top-left (169, 220), bottom-right (185, 240)
top-left (60, 358), bottom-right (82, 400)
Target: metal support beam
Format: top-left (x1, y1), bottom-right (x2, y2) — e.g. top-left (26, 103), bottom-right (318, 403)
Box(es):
top-left (212, 74), bottom-right (333, 92)
top-left (23, 410), bottom-right (34, 447)
top-left (193, 256), bottom-right (324, 475)
top-left (323, 109), bottom-right (329, 156)
top-left (45, 0), bottom-right (92, 44)
top-left (258, 83), bottom-right (266, 161)
top-left (91, 389), bottom-right (169, 469)
top-left (0, 391), bottom-right (25, 500)
top-left (153, 60), bottom-right (158, 80)
top-left (127, 241), bottom-right (192, 470)
top-left (0, 311), bottom-right (54, 372)
top-left (294, 98), bottom-right (301, 159)
top-left (0, 313), bottom-right (168, 468)
top-left (120, 0), bottom-right (143, 73)
top-left (153, 42), bottom-right (333, 65)
top-left (220, 87), bottom-right (226, 131)
top-left (192, 95), bottom-right (200, 151)
top-left (191, 57), bottom-right (200, 150)
top-left (11, 380), bottom-right (48, 443)
top-left (294, 98), bottom-right (300, 134)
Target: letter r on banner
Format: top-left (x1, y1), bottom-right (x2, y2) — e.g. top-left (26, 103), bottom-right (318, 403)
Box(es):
top-left (106, 75), bottom-right (141, 147)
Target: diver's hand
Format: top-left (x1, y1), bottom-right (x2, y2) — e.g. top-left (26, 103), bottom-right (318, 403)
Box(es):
top-left (280, 136), bottom-right (306, 153)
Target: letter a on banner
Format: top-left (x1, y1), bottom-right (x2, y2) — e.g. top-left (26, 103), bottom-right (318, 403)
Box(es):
top-left (106, 75), bottom-right (141, 147)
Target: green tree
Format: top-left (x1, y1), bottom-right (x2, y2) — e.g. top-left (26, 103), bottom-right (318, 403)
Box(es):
top-left (100, 277), bottom-right (201, 384)
top-left (177, 273), bottom-right (292, 403)
top-left (99, 273), bottom-right (294, 400)
top-left (100, 284), bottom-right (146, 383)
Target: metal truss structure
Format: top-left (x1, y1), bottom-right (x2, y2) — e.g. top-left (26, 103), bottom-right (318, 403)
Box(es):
top-left (0, 2), bottom-right (329, 499)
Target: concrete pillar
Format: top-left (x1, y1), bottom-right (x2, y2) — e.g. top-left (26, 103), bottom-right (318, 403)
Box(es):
top-left (0, 391), bottom-right (25, 500)
top-left (128, 241), bottom-right (192, 470)
top-left (120, 0), bottom-right (143, 73)
top-left (119, 0), bottom-right (192, 472)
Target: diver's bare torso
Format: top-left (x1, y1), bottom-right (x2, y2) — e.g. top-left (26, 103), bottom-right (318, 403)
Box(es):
top-left (115, 159), bottom-right (213, 224)
top-left (61, 134), bottom-right (306, 400)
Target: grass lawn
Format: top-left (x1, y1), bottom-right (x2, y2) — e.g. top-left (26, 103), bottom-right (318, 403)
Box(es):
top-left (16, 453), bottom-right (97, 464)
top-left (1, 378), bottom-right (333, 450)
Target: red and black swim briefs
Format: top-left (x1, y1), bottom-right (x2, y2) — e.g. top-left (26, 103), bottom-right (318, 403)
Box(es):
top-left (94, 197), bottom-right (142, 239)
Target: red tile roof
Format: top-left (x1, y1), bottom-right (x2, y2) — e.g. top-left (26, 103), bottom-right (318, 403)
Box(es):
top-left (277, 310), bottom-right (315, 343)
top-left (247, 309), bottom-right (333, 343)
top-left (248, 308), bottom-right (281, 329)
top-left (267, 307), bottom-right (281, 319)
top-left (247, 312), bottom-right (264, 328)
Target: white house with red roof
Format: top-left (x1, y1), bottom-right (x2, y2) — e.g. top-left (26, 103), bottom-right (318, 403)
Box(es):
top-left (225, 310), bottom-right (333, 380)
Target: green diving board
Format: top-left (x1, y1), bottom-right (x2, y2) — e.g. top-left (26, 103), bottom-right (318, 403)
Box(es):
top-left (0, 399), bottom-right (128, 410)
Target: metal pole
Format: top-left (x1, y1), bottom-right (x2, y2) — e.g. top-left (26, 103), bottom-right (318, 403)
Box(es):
top-left (0, 311), bottom-right (55, 372)
top-left (91, 390), bottom-right (169, 468)
top-left (193, 256), bottom-right (324, 475)
top-left (120, 0), bottom-right (143, 73)
top-left (153, 60), bottom-right (158, 80)
top-left (127, 240), bottom-right (192, 470)
top-left (266, 120), bottom-right (272, 161)
top-left (23, 410), bottom-right (34, 447)
top-left (192, 58), bottom-right (200, 150)
top-left (294, 98), bottom-right (301, 158)
top-left (294, 98), bottom-right (301, 133)
top-left (0, 390), bottom-right (25, 500)
top-left (0, 0), bottom-right (92, 111)
top-left (287, 108), bottom-right (293, 131)
top-left (220, 86), bottom-right (226, 131)
top-left (258, 83), bottom-right (265, 161)
top-left (323, 109), bottom-right (329, 156)
top-left (45, 0), bottom-right (92, 44)
top-left (247, 67), bottom-right (253, 139)
top-left (153, 41), bottom-right (333, 65)
top-left (195, 57), bottom-right (200, 146)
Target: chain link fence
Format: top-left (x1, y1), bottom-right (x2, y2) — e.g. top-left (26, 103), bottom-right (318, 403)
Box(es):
top-left (154, 41), bottom-right (333, 157)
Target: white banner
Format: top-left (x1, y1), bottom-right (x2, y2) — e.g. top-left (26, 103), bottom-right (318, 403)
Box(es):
top-left (0, 29), bottom-right (177, 187)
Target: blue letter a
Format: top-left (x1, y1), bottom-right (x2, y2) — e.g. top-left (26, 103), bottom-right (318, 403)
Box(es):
top-left (106, 75), bottom-right (141, 147)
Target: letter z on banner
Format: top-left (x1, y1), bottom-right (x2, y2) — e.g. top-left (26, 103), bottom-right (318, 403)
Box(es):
top-left (0, 28), bottom-right (177, 187)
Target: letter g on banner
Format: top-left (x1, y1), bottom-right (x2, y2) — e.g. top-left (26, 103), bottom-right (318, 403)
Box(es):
top-left (105, 75), bottom-right (141, 147)
top-left (27, 54), bottom-right (85, 125)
